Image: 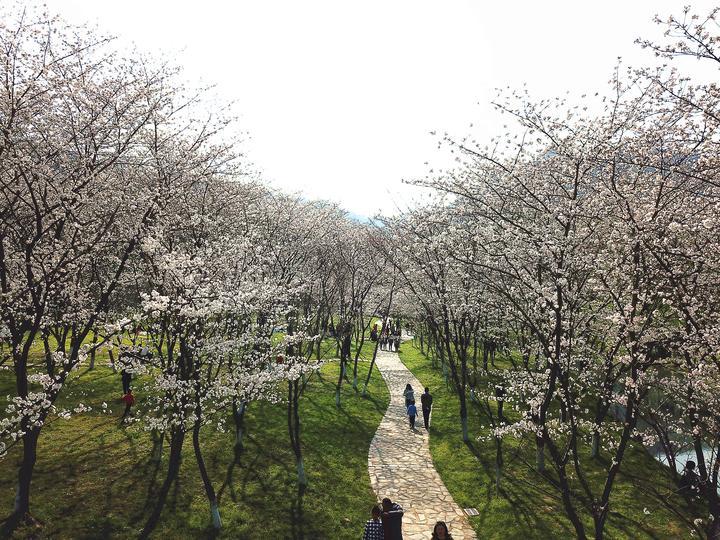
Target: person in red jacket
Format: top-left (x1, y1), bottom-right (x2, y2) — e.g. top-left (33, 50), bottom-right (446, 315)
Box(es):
top-left (120, 390), bottom-right (135, 423)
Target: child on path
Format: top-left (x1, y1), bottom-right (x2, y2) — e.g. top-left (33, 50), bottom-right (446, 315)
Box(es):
top-left (362, 504), bottom-right (384, 540)
top-left (407, 399), bottom-right (417, 429)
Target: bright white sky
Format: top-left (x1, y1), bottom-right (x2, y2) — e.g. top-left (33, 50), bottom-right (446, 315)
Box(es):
top-left (43, 0), bottom-right (718, 217)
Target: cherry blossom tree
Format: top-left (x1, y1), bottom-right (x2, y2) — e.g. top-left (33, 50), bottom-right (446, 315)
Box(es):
top-left (0, 6), bottom-right (205, 532)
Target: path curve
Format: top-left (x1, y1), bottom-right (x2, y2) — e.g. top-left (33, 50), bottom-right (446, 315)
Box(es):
top-left (368, 348), bottom-right (477, 540)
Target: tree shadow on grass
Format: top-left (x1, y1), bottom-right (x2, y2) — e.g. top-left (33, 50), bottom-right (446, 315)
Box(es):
top-left (469, 439), bottom-right (671, 539)
top-left (136, 456), bottom-right (163, 521)
top-left (289, 485), bottom-right (306, 540)
top-left (217, 452), bottom-right (240, 503)
top-left (360, 392), bottom-right (390, 416)
top-left (462, 438), bottom-right (573, 539)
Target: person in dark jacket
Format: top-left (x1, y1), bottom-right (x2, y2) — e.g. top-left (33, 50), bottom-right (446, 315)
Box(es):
top-left (420, 387), bottom-right (433, 429)
top-left (121, 367), bottom-right (132, 394)
top-left (381, 498), bottom-right (404, 540)
top-left (679, 460), bottom-right (700, 496)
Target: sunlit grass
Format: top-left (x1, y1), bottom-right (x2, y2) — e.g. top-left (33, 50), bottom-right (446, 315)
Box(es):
top-left (0, 348), bottom-right (389, 539)
top-left (399, 341), bottom-right (699, 540)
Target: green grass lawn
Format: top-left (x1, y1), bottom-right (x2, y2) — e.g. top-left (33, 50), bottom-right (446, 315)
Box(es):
top-left (399, 341), bottom-right (701, 540)
top-left (0, 348), bottom-right (389, 539)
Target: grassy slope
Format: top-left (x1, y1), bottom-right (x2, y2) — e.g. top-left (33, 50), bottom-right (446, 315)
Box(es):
top-left (399, 341), bottom-right (699, 540)
top-left (0, 344), bottom-right (389, 539)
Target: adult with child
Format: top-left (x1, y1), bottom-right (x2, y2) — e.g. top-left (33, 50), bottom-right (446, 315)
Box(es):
top-left (420, 387), bottom-right (433, 429)
top-left (381, 497), bottom-right (404, 540)
top-left (431, 521), bottom-right (453, 540)
top-left (362, 504), bottom-right (384, 539)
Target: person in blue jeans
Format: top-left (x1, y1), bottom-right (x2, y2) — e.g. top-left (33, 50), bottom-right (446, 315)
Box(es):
top-left (407, 399), bottom-right (417, 429)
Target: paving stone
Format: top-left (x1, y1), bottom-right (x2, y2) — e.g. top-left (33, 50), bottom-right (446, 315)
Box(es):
top-left (367, 348), bottom-right (478, 539)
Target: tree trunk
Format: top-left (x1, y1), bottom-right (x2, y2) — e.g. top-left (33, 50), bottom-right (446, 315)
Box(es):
top-left (591, 431), bottom-right (600, 459)
top-left (296, 456), bottom-right (307, 487)
top-left (335, 359), bottom-right (345, 408)
top-left (89, 329), bottom-right (98, 370)
top-left (108, 348), bottom-right (118, 373)
top-left (335, 331), bottom-right (351, 407)
top-left (233, 400), bottom-right (247, 459)
top-left (193, 421), bottom-right (221, 531)
top-left (2, 428), bottom-right (40, 535)
top-left (140, 429), bottom-right (185, 539)
top-left (362, 336), bottom-right (381, 397)
top-left (288, 380), bottom-right (307, 490)
top-left (495, 397), bottom-right (504, 490)
top-left (151, 430), bottom-right (164, 463)
top-left (536, 437), bottom-right (545, 473)
top-left (558, 467), bottom-right (587, 539)
top-left (352, 318), bottom-right (367, 392)
top-left (42, 333), bottom-right (54, 377)
top-left (460, 401), bottom-right (469, 443)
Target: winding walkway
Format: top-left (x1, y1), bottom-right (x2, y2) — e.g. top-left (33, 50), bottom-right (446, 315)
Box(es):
top-left (368, 348), bottom-right (477, 540)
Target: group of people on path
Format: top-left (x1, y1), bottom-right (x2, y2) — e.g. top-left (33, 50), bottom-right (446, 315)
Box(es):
top-left (361, 385), bottom-right (442, 537)
top-left (404, 384), bottom-right (433, 430)
top-left (371, 321), bottom-right (402, 352)
top-left (362, 498), bottom-right (454, 539)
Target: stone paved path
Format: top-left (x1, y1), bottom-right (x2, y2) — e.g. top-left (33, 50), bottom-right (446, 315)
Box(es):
top-left (368, 348), bottom-right (478, 540)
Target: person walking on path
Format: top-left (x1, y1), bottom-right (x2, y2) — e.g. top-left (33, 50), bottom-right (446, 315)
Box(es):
top-left (381, 498), bottom-right (404, 540)
top-left (420, 387), bottom-right (433, 429)
top-left (362, 504), bottom-right (384, 540)
top-left (431, 521), bottom-right (453, 539)
top-left (407, 400), bottom-right (417, 429)
top-left (403, 383), bottom-right (414, 407)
